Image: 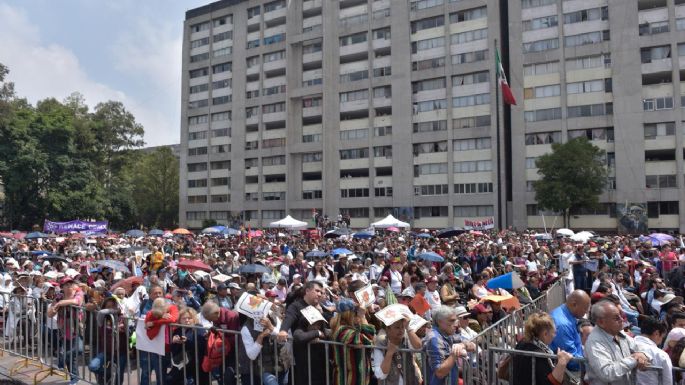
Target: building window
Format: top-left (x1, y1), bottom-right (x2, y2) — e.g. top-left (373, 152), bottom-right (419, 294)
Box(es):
top-left (647, 201), bottom-right (679, 217)
top-left (210, 161), bottom-right (231, 170)
top-left (189, 68), bottom-right (209, 79)
top-left (415, 206), bottom-right (448, 218)
top-left (452, 93), bottom-right (490, 108)
top-left (212, 79), bottom-right (232, 90)
top-left (452, 71), bottom-right (489, 86)
top-left (640, 45), bottom-right (671, 63)
top-left (262, 138), bottom-right (286, 148)
top-left (566, 54), bottom-right (611, 70)
top-left (373, 67), bottom-right (392, 77)
top-left (186, 211), bottom-right (207, 221)
top-left (187, 147), bottom-right (208, 156)
top-left (302, 152), bottom-right (322, 163)
top-left (522, 0), bottom-right (556, 8)
top-left (413, 163), bottom-right (448, 176)
top-left (373, 146), bottom-right (393, 158)
top-left (340, 128), bottom-right (369, 141)
top-left (567, 103), bottom-right (613, 118)
top-left (524, 61), bottom-right (559, 76)
top-left (264, 33), bottom-right (286, 45)
top-left (565, 30), bottom-right (610, 47)
top-left (264, 0), bottom-right (285, 12)
top-left (374, 187), bottom-right (393, 197)
top-left (453, 115), bottom-right (490, 129)
top-left (411, 15), bottom-right (444, 34)
top-left (646, 175), bottom-right (678, 188)
top-left (525, 131), bottom-right (562, 145)
top-left (452, 49), bottom-right (488, 65)
top-left (190, 37), bottom-right (209, 49)
top-left (247, 6), bottom-right (261, 18)
top-left (187, 162), bottom-right (208, 172)
top-left (212, 62), bottom-right (232, 74)
top-left (414, 120), bottom-right (447, 133)
top-left (454, 183), bottom-right (493, 194)
top-left (340, 32), bottom-right (368, 46)
top-left (413, 78), bottom-right (446, 94)
top-left (410, 0), bottom-right (444, 12)
top-left (262, 210), bottom-right (286, 220)
top-left (210, 211), bottom-right (229, 220)
top-left (341, 188), bottom-right (369, 198)
top-left (453, 137), bottom-right (491, 151)
top-left (411, 37), bottom-right (445, 54)
top-left (188, 179), bottom-right (208, 188)
top-left (212, 95), bottom-right (231, 105)
top-left (262, 102), bottom-right (286, 114)
top-left (302, 133), bottom-right (322, 143)
top-left (412, 57), bottom-right (446, 71)
top-left (188, 131), bottom-right (207, 141)
top-left (213, 31), bottom-right (233, 43)
top-left (190, 22), bottom-right (210, 33)
top-left (413, 99), bottom-right (448, 113)
top-left (303, 190), bottom-right (322, 200)
top-left (523, 38), bottom-right (559, 53)
top-left (414, 184), bottom-right (449, 196)
top-left (644, 122), bottom-right (675, 138)
top-left (413, 141), bottom-right (448, 155)
top-left (643, 97), bottom-right (673, 111)
top-left (374, 126), bottom-right (392, 136)
top-left (454, 160), bottom-right (492, 173)
top-left (449, 7), bottom-right (487, 24)
top-left (450, 28), bottom-right (487, 45)
top-left (453, 205), bottom-right (493, 217)
top-left (523, 108), bottom-right (561, 122)
top-left (524, 84), bottom-right (560, 99)
top-left (564, 6), bottom-right (608, 24)
top-left (187, 195), bottom-right (207, 204)
top-left (523, 15), bottom-right (558, 31)
top-left (212, 15), bottom-right (232, 27)
top-left (190, 53), bottom-right (209, 63)
top-left (188, 115), bottom-right (209, 125)
top-left (340, 89), bottom-right (369, 103)
top-left (340, 148), bottom-right (369, 160)
top-left (263, 192), bottom-right (285, 201)
top-left (340, 208), bottom-right (369, 218)
top-left (340, 70), bottom-right (369, 83)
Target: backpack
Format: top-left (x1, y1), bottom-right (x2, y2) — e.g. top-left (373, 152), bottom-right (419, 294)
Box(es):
top-left (201, 330), bottom-right (230, 372)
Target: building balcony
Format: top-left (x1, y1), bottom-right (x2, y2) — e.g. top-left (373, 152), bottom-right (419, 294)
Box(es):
top-left (340, 99), bottom-right (369, 112)
top-left (264, 7), bottom-right (287, 27)
top-left (303, 0), bottom-right (322, 16)
top-left (642, 58), bottom-right (672, 74)
top-left (263, 111), bottom-right (287, 123)
top-left (303, 105), bottom-right (323, 118)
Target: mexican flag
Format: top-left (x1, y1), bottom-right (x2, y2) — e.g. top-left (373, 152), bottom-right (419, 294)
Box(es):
top-left (496, 48), bottom-right (516, 105)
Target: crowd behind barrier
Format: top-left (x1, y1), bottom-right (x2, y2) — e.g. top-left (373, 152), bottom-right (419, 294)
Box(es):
top-left (1, 227), bottom-right (685, 385)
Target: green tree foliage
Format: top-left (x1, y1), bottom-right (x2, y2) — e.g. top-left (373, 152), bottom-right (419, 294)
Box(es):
top-left (0, 63), bottom-right (179, 231)
top-left (533, 137), bottom-right (608, 227)
top-left (132, 147), bottom-right (179, 229)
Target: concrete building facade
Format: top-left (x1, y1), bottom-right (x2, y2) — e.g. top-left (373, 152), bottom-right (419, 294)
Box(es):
top-left (179, 0), bottom-right (685, 232)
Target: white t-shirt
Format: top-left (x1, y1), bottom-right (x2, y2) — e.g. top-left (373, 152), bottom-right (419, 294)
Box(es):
top-left (426, 289), bottom-right (441, 310)
top-left (390, 270), bottom-right (403, 294)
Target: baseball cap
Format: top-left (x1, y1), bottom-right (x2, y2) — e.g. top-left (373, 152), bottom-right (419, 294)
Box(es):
top-left (217, 283), bottom-right (228, 291)
top-left (400, 287), bottom-right (415, 298)
top-left (227, 283), bottom-right (241, 290)
top-left (454, 306), bottom-right (470, 318)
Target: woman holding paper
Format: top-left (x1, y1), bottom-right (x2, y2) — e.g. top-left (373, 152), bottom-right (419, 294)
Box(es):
top-left (331, 298), bottom-right (377, 385)
top-left (372, 309), bottom-right (423, 385)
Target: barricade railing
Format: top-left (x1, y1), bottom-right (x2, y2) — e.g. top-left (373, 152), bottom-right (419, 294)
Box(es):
top-left (486, 346), bottom-right (681, 385)
top-left (467, 280), bottom-right (563, 385)
top-left (0, 283), bottom-right (564, 385)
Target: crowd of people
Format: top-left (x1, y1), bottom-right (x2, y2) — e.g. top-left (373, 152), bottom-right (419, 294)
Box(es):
top-left (0, 227), bottom-right (684, 385)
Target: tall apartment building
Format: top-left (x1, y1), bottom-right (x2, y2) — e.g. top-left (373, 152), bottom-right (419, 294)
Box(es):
top-left (509, 0), bottom-right (685, 232)
top-left (180, 0), bottom-right (685, 232)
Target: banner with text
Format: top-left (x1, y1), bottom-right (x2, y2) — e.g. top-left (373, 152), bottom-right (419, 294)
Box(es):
top-left (464, 217), bottom-right (495, 230)
top-left (43, 220), bottom-right (109, 234)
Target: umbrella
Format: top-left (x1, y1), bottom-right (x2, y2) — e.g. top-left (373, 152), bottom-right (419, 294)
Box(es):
top-left (224, 228), bottom-right (240, 236)
top-left (12, 232), bottom-right (26, 240)
top-left (25, 232), bottom-right (49, 240)
top-left (331, 248), bottom-right (352, 256)
top-left (570, 231), bottom-right (594, 243)
top-left (30, 250), bottom-right (54, 257)
top-left (148, 229), bottom-right (164, 236)
top-left (237, 264), bottom-right (271, 274)
top-left (172, 228), bottom-right (192, 235)
top-left (534, 233), bottom-right (553, 241)
top-left (125, 229), bottom-right (145, 237)
top-left (417, 233), bottom-right (432, 239)
top-left (415, 252), bottom-right (444, 262)
top-left (111, 276), bottom-right (144, 293)
top-left (352, 231), bottom-right (374, 239)
top-left (201, 227), bottom-right (223, 234)
top-left (436, 227), bottom-right (467, 238)
top-left (177, 259), bottom-right (212, 272)
top-left (647, 233), bottom-right (675, 246)
top-left (39, 255), bottom-right (71, 264)
top-left (556, 228), bottom-right (574, 237)
top-left (386, 226), bottom-right (400, 232)
top-left (95, 259), bottom-right (131, 273)
top-left (486, 272), bottom-right (525, 290)
top-left (69, 233), bottom-right (85, 240)
top-left (324, 228), bottom-right (351, 238)
top-left (306, 250), bottom-right (329, 258)
top-left (248, 230), bottom-right (263, 237)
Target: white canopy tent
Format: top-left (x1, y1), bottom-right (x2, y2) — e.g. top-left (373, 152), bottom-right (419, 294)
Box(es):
top-left (269, 215), bottom-right (308, 229)
top-left (370, 215), bottom-right (410, 229)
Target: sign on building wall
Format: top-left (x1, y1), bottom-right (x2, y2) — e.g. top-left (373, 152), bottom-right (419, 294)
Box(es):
top-left (616, 203), bottom-right (648, 234)
top-left (464, 217), bottom-right (495, 230)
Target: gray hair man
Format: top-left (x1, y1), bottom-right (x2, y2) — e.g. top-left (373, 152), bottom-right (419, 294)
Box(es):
top-left (584, 300), bottom-right (649, 385)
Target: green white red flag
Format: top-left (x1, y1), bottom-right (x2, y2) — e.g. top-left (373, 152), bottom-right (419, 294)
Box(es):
top-left (496, 48), bottom-right (516, 105)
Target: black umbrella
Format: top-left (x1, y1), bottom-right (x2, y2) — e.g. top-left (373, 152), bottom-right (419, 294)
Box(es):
top-left (38, 255), bottom-right (71, 264)
top-left (324, 228), bottom-right (351, 238)
top-left (436, 227), bottom-right (467, 238)
top-left (237, 264), bottom-right (271, 274)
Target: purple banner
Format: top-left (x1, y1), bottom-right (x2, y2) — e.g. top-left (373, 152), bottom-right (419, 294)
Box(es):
top-left (43, 220), bottom-right (109, 234)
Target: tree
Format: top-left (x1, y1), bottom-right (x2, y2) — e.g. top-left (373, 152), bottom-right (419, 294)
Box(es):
top-left (131, 147), bottom-right (179, 229)
top-left (533, 137), bottom-right (608, 228)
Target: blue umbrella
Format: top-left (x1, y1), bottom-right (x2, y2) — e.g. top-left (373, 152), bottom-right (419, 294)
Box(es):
top-left (306, 250), bottom-right (329, 258)
top-left (415, 252), bottom-right (444, 262)
top-left (223, 228), bottom-right (240, 236)
top-left (332, 248), bottom-right (352, 256)
top-left (95, 259), bottom-right (131, 273)
top-left (125, 229), bottom-right (145, 237)
top-left (30, 250), bottom-right (54, 257)
top-left (238, 264), bottom-right (271, 274)
top-left (417, 233), bottom-right (432, 239)
top-left (201, 227), bottom-right (223, 234)
top-left (25, 232), bottom-right (49, 240)
top-left (352, 231), bottom-right (374, 239)
top-left (149, 229), bottom-right (164, 236)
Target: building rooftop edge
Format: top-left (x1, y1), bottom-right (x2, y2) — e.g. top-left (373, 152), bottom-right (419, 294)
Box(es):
top-left (185, 0), bottom-right (248, 20)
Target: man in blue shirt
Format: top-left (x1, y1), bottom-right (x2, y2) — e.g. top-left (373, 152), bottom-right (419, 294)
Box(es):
top-left (549, 290), bottom-right (590, 372)
top-left (424, 306), bottom-right (474, 385)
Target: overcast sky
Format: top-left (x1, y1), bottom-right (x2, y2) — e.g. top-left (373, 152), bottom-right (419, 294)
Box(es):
top-left (0, 0), bottom-right (210, 146)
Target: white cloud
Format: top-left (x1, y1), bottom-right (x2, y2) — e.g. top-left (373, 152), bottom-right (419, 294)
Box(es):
top-left (0, 2), bottom-right (179, 146)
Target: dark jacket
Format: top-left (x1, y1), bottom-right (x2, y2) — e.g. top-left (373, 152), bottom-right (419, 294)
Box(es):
top-left (512, 341), bottom-right (558, 385)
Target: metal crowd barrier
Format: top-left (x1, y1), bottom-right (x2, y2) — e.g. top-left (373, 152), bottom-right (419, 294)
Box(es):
top-left (0, 282), bottom-right (565, 385)
top-left (466, 280), bottom-right (564, 385)
top-left (486, 346), bottom-right (685, 385)
top-left (0, 294), bottom-right (470, 385)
